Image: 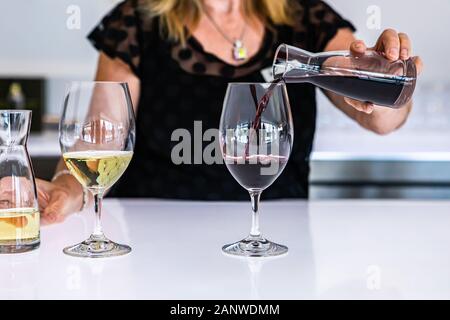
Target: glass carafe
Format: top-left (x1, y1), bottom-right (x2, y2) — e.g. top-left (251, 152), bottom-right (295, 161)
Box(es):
top-left (0, 110), bottom-right (40, 253)
top-left (273, 44), bottom-right (417, 108)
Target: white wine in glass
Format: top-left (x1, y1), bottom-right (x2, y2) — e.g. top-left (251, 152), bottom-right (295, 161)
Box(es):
top-left (59, 81), bottom-right (136, 258)
top-left (63, 151), bottom-right (133, 191)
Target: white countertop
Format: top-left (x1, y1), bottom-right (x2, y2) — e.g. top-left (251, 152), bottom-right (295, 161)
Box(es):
top-left (1, 199), bottom-right (450, 300)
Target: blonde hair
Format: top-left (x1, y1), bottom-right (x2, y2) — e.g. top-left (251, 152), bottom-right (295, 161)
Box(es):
top-left (143, 0), bottom-right (296, 44)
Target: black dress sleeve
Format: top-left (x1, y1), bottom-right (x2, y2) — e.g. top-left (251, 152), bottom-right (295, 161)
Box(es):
top-left (87, 0), bottom-right (142, 76)
top-left (299, 0), bottom-right (356, 52)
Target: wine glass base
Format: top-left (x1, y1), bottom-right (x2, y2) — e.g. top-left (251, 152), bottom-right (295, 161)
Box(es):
top-left (63, 234), bottom-right (131, 258)
top-left (222, 236), bottom-right (288, 258)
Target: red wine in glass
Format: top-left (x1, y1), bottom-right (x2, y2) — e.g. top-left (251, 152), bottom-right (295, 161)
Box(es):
top-left (245, 78), bottom-right (284, 156)
top-left (225, 155), bottom-right (288, 191)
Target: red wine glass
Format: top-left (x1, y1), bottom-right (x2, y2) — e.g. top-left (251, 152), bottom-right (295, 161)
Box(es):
top-left (219, 82), bottom-right (293, 257)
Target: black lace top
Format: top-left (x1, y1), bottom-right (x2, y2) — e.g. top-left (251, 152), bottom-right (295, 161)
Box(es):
top-left (88, 0), bottom-right (355, 200)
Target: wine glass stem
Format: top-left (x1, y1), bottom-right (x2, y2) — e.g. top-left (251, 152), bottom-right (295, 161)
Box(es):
top-left (93, 193), bottom-right (104, 237)
top-left (249, 191), bottom-right (262, 238)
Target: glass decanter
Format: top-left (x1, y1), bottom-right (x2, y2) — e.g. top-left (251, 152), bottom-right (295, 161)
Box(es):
top-left (273, 44), bottom-right (417, 108)
top-left (0, 110), bottom-right (40, 253)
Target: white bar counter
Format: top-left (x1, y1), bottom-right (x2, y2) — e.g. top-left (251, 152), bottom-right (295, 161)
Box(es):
top-left (1, 199), bottom-right (450, 300)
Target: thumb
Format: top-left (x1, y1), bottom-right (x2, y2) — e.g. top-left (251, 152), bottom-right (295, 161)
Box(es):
top-left (412, 56), bottom-right (424, 75)
top-left (344, 97), bottom-right (375, 114)
top-left (349, 40), bottom-right (367, 56)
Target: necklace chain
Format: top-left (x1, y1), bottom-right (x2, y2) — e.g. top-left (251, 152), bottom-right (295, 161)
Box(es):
top-left (202, 9), bottom-right (247, 45)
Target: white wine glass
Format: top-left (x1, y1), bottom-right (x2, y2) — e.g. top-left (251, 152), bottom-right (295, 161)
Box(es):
top-left (59, 81), bottom-right (135, 258)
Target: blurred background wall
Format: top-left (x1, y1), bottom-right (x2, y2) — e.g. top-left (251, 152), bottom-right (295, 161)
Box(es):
top-left (1, 0), bottom-right (449, 198)
top-left (1, 0), bottom-right (449, 113)
top-left (312, 0), bottom-right (450, 199)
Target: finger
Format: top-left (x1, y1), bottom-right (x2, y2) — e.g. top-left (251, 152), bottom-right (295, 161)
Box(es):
top-left (37, 188), bottom-right (49, 202)
top-left (41, 213), bottom-right (58, 225)
top-left (38, 201), bottom-right (47, 213)
top-left (345, 97), bottom-right (374, 114)
top-left (41, 211), bottom-right (67, 225)
top-left (41, 207), bottom-right (67, 225)
top-left (377, 29), bottom-right (400, 61)
top-left (36, 180), bottom-right (51, 202)
top-left (37, 189), bottom-right (49, 210)
top-left (42, 191), bottom-right (70, 218)
top-left (398, 33), bottom-right (412, 60)
top-left (55, 214), bottom-right (67, 224)
top-left (350, 40), bottom-right (367, 55)
top-left (361, 103), bottom-right (375, 114)
top-left (412, 56), bottom-right (424, 75)
top-left (345, 97), bottom-right (375, 114)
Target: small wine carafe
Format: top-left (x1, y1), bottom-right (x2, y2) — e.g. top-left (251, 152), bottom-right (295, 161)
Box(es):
top-left (273, 44), bottom-right (417, 108)
top-left (0, 110), bottom-right (40, 253)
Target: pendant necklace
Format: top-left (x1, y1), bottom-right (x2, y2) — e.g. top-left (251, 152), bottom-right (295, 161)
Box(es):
top-left (203, 9), bottom-right (248, 61)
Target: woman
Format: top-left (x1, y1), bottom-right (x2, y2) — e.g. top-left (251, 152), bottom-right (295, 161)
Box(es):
top-left (37, 0), bottom-right (422, 223)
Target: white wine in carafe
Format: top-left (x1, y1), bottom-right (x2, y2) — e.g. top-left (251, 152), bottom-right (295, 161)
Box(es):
top-left (0, 208), bottom-right (40, 242)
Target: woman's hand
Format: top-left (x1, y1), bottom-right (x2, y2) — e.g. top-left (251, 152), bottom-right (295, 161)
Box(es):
top-left (346, 29), bottom-right (424, 114)
top-left (36, 178), bottom-right (83, 225)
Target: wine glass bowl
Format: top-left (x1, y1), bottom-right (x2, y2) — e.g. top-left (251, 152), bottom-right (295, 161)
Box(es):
top-left (59, 81), bottom-right (135, 258)
top-left (219, 82), bottom-right (293, 257)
